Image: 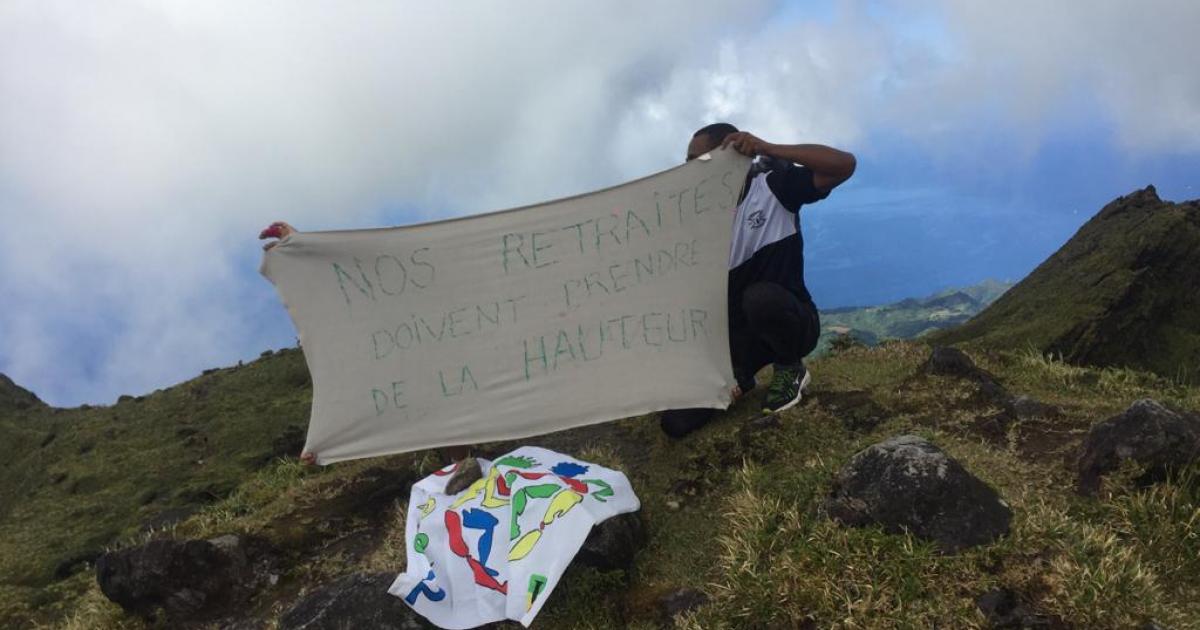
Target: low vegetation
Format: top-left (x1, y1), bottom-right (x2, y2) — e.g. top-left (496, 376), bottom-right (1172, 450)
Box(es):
top-left (3, 340), bottom-right (1197, 628)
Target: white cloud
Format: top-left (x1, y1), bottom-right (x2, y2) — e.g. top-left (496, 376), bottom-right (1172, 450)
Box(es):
top-left (0, 0), bottom-right (777, 405)
top-left (1, 0), bottom-right (1197, 405)
top-left (921, 0), bottom-right (1200, 153)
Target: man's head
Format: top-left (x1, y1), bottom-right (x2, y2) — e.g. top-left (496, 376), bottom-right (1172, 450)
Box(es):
top-left (687, 122), bottom-right (738, 162)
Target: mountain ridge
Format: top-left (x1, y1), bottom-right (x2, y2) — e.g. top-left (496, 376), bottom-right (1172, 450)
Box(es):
top-left (934, 186), bottom-right (1200, 382)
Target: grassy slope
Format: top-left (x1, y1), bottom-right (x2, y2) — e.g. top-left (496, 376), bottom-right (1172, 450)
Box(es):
top-left (10, 342), bottom-right (1198, 629)
top-left (933, 189), bottom-right (1200, 383)
top-left (0, 349), bottom-right (313, 624)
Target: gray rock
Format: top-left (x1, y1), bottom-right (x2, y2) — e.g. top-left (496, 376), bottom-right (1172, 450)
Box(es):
top-left (923, 346), bottom-right (991, 381)
top-left (574, 512), bottom-right (645, 573)
top-left (924, 348), bottom-right (1058, 422)
top-left (1076, 399), bottom-right (1200, 495)
top-left (444, 458), bottom-right (483, 496)
top-left (826, 435), bottom-right (1012, 552)
top-left (95, 535), bottom-right (272, 621)
top-left (279, 572), bottom-right (435, 630)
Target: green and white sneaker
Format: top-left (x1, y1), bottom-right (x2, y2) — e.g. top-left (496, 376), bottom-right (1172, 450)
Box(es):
top-left (762, 362), bottom-right (811, 414)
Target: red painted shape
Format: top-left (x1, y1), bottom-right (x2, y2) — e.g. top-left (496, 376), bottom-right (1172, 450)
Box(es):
top-left (560, 477), bottom-right (587, 493)
top-left (445, 510), bottom-right (507, 594)
top-left (444, 511), bottom-right (470, 557)
top-left (432, 462), bottom-right (459, 476)
top-left (467, 557), bottom-right (508, 594)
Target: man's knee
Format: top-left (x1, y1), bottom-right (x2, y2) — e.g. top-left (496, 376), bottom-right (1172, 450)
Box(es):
top-left (659, 408), bottom-right (716, 438)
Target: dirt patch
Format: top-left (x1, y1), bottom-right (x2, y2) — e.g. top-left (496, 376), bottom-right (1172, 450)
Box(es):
top-left (813, 389), bottom-right (890, 432)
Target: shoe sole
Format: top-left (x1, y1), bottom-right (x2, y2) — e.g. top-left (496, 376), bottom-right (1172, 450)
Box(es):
top-left (762, 369), bottom-right (811, 415)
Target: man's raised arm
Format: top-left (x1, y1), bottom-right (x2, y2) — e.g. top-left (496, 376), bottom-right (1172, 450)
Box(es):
top-left (722, 132), bottom-right (856, 192)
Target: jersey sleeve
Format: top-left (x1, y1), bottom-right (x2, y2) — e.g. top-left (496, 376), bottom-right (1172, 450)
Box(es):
top-left (766, 164), bottom-right (830, 212)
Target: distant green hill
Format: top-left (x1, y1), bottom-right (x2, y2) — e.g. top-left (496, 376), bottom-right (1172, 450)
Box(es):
top-left (815, 279), bottom-right (1014, 355)
top-left (933, 187), bottom-right (1200, 383)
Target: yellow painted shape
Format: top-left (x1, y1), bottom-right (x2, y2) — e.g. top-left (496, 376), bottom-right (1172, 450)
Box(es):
top-left (508, 529), bottom-right (542, 561)
top-left (542, 490), bottom-right (583, 526)
top-left (481, 467), bottom-right (510, 509)
top-left (449, 476), bottom-right (489, 510)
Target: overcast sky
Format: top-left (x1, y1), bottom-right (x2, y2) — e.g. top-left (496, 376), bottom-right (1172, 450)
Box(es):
top-left (3, 0), bottom-right (1199, 406)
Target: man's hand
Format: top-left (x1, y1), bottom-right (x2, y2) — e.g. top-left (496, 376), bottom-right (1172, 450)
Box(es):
top-left (259, 221), bottom-right (297, 250)
top-left (721, 131), bottom-right (773, 158)
top-left (300, 451), bottom-right (317, 466)
top-left (728, 135), bottom-right (856, 192)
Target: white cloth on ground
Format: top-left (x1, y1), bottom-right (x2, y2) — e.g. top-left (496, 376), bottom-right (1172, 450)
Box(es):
top-left (388, 446), bottom-right (640, 628)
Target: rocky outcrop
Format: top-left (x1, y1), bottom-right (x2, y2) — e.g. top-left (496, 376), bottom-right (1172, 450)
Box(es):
top-left (96, 535), bottom-right (275, 622)
top-left (923, 346), bottom-right (994, 382)
top-left (923, 347), bottom-right (1061, 420)
top-left (279, 572), bottom-right (435, 630)
top-left (1076, 399), bottom-right (1200, 495)
top-left (826, 435), bottom-right (1012, 552)
top-left (574, 512), bottom-right (645, 573)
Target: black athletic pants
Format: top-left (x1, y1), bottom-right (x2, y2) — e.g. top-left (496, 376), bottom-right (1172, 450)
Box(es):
top-left (660, 281), bottom-right (820, 438)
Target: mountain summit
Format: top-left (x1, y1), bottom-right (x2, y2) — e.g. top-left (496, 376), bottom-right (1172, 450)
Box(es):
top-left (0, 374), bottom-right (44, 412)
top-left (936, 186), bottom-right (1200, 382)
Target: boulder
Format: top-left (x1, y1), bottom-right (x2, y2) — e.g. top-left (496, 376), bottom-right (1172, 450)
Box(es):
top-left (922, 346), bottom-right (991, 381)
top-left (574, 512), bottom-right (645, 573)
top-left (443, 458), bottom-right (483, 496)
top-left (279, 572), bottom-right (434, 630)
top-left (826, 435), bottom-right (1012, 552)
top-left (1076, 399), bottom-right (1200, 495)
top-left (96, 535), bottom-right (272, 621)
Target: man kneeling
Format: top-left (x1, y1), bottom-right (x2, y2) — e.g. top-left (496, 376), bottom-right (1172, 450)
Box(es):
top-left (660, 124), bottom-right (855, 438)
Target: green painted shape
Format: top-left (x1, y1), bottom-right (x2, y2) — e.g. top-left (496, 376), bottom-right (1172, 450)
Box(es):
top-left (584, 479), bottom-right (614, 502)
top-left (494, 455), bottom-right (537, 469)
top-left (510, 483), bottom-right (561, 540)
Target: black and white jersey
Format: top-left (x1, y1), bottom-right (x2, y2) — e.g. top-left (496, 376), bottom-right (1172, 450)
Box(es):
top-left (728, 158), bottom-right (829, 329)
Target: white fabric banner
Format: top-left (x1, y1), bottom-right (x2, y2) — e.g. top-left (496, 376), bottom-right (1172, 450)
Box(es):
top-left (388, 446), bottom-right (640, 628)
top-left (260, 149), bottom-right (750, 463)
